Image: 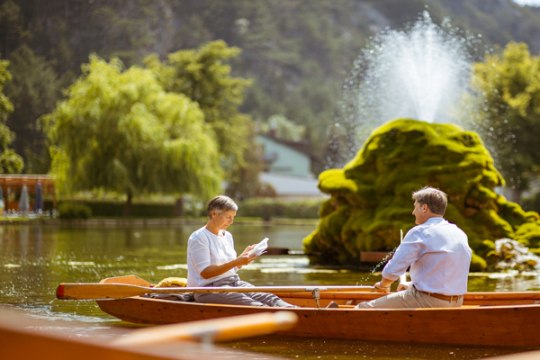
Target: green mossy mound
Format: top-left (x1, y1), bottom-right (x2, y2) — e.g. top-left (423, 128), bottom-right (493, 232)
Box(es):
top-left (304, 119), bottom-right (540, 271)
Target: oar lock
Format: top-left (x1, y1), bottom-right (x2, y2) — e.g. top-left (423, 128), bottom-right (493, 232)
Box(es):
top-left (311, 288), bottom-right (321, 308)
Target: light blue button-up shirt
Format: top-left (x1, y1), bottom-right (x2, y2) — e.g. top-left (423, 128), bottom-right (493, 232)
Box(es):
top-left (382, 217), bottom-right (472, 296)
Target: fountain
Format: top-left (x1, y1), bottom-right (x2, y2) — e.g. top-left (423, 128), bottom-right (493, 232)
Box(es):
top-left (331, 12), bottom-right (482, 164)
top-left (307, 12), bottom-right (540, 271)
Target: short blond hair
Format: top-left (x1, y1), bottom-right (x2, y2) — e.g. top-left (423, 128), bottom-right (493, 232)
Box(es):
top-left (412, 187), bottom-right (447, 215)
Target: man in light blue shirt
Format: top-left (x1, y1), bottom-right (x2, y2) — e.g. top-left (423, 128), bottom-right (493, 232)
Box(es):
top-left (356, 186), bottom-right (472, 308)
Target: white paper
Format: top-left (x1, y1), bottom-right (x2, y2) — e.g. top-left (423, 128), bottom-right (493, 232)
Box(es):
top-left (248, 237), bottom-right (269, 257)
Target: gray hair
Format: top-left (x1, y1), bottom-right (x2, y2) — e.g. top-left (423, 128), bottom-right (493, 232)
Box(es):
top-left (207, 195), bottom-right (238, 216)
top-left (412, 186), bottom-right (447, 215)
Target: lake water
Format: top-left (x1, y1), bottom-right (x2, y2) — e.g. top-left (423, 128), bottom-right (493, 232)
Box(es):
top-left (1, 221), bottom-right (538, 359)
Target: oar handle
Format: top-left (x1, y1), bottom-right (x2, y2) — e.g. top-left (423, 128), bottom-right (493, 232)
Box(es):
top-left (56, 283), bottom-right (375, 300)
top-left (113, 311), bottom-right (298, 345)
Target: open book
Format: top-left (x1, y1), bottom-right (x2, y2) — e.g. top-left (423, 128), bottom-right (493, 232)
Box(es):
top-left (248, 237), bottom-right (269, 257)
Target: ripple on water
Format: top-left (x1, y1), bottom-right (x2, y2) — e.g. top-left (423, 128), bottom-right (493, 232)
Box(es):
top-left (260, 268), bottom-right (340, 274)
top-left (1, 304), bottom-right (132, 340)
top-left (156, 264), bottom-right (188, 270)
top-left (4, 263), bottom-right (21, 268)
top-left (67, 261), bottom-right (96, 266)
top-left (258, 256), bottom-right (310, 266)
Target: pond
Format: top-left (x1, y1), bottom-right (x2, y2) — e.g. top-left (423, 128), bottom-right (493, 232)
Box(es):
top-left (0, 221), bottom-right (538, 359)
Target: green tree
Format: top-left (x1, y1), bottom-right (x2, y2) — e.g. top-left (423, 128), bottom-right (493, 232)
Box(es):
top-left (0, 0), bottom-right (31, 57)
top-left (45, 55), bottom-right (221, 214)
top-left (6, 45), bottom-right (61, 172)
top-left (225, 125), bottom-right (266, 201)
top-left (145, 40), bottom-right (257, 196)
top-left (259, 114), bottom-right (306, 142)
top-left (470, 42), bottom-right (540, 201)
top-left (0, 59), bottom-right (23, 173)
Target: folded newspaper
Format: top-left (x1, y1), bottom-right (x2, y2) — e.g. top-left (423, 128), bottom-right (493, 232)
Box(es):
top-left (248, 237), bottom-right (269, 257)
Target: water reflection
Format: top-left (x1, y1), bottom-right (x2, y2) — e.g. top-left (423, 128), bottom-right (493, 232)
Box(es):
top-left (226, 335), bottom-right (522, 360)
top-left (1, 223), bottom-right (539, 359)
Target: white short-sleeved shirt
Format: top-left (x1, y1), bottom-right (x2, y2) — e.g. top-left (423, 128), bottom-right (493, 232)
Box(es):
top-left (187, 226), bottom-right (238, 287)
top-left (382, 217), bottom-right (472, 296)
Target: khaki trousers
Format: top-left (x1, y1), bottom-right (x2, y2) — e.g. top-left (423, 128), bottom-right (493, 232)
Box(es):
top-left (356, 286), bottom-right (463, 309)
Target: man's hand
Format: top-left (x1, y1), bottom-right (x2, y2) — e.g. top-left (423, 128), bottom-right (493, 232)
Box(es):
top-left (373, 281), bottom-right (391, 293)
top-left (397, 281), bottom-right (411, 292)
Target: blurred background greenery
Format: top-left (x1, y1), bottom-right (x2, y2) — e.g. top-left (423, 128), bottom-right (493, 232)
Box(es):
top-left (1, 0), bottom-right (540, 217)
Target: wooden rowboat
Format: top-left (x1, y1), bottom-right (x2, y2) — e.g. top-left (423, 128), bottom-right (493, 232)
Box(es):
top-left (87, 275), bottom-right (540, 348)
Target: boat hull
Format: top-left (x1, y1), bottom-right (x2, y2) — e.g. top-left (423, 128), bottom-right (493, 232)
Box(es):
top-left (97, 296), bottom-right (540, 347)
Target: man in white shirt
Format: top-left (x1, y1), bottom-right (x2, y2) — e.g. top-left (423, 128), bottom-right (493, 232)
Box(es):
top-left (356, 186), bottom-right (472, 308)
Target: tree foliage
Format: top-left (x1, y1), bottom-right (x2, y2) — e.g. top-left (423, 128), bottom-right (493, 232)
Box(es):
top-left (4, 0), bottom-right (540, 190)
top-left (470, 42), bottom-right (540, 200)
top-left (0, 0), bottom-right (31, 56)
top-left (0, 59), bottom-right (23, 173)
top-left (259, 114), bottom-right (306, 142)
top-left (145, 40), bottom-right (260, 196)
top-left (6, 45), bottom-right (61, 172)
top-left (45, 55), bottom-right (221, 204)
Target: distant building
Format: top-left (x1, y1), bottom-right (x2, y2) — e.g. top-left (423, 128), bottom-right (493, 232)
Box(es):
top-left (256, 135), bottom-right (323, 199)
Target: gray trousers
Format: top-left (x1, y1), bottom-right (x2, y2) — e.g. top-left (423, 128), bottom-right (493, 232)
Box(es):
top-left (356, 286), bottom-right (464, 308)
top-left (194, 275), bottom-right (296, 307)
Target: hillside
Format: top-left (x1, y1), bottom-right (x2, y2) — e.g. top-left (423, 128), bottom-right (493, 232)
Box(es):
top-left (1, 0), bottom-right (540, 174)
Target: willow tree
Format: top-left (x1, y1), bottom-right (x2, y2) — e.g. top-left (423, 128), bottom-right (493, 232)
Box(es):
top-left (470, 42), bottom-right (540, 201)
top-left (45, 56), bottom-right (221, 214)
top-left (144, 41), bottom-right (259, 199)
top-left (0, 59), bottom-right (23, 173)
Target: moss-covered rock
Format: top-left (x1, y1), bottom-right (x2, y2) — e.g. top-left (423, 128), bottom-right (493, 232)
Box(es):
top-left (304, 119), bottom-right (540, 270)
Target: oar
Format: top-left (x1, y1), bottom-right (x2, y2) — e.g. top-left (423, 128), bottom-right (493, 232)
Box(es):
top-left (398, 229), bottom-right (409, 290)
top-left (56, 283), bottom-right (375, 300)
top-left (113, 311), bottom-right (298, 346)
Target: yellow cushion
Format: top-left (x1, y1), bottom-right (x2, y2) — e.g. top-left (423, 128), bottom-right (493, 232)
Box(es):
top-left (155, 277), bottom-right (188, 288)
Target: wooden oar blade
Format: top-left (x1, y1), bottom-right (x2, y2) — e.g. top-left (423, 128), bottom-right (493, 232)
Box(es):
top-left (56, 283), bottom-right (149, 300)
top-left (113, 311), bottom-right (298, 345)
